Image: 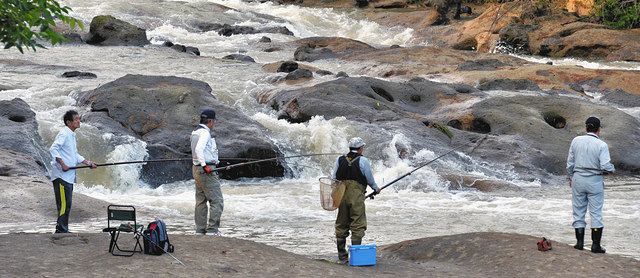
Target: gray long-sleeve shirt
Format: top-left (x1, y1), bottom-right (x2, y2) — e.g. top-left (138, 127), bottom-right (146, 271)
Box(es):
top-left (566, 133), bottom-right (615, 178)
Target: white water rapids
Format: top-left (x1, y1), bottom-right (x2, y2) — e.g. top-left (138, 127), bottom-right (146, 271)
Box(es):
top-left (0, 0), bottom-right (638, 260)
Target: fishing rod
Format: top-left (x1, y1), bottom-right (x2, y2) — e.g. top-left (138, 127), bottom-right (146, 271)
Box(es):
top-left (365, 142), bottom-right (476, 200)
top-left (69, 153), bottom-right (339, 170)
top-left (210, 153), bottom-right (340, 171)
top-left (68, 157), bottom-right (275, 169)
top-left (365, 118), bottom-right (523, 200)
top-left (69, 158), bottom-right (191, 170)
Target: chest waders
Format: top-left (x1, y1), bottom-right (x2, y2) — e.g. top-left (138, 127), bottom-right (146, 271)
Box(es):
top-left (334, 155), bottom-right (368, 263)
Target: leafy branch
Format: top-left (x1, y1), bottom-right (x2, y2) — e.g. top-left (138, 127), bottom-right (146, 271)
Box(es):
top-left (0, 0), bottom-right (84, 53)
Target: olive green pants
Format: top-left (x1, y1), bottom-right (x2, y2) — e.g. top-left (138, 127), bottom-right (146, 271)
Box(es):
top-left (335, 180), bottom-right (367, 241)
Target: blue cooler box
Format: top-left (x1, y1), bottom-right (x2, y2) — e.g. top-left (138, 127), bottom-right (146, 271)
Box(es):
top-left (349, 244), bottom-right (376, 266)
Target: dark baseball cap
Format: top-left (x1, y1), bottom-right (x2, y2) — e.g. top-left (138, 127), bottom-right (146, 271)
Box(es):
top-left (585, 116), bottom-right (600, 129)
top-left (200, 108), bottom-right (216, 121)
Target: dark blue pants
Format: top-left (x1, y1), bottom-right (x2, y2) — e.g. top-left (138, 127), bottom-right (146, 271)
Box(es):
top-left (53, 178), bottom-right (73, 233)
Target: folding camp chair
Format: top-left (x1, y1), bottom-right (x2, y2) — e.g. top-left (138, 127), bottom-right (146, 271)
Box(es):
top-left (102, 205), bottom-right (143, 256)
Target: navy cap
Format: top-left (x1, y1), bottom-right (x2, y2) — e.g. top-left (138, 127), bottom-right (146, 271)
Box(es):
top-left (585, 116), bottom-right (600, 129)
top-left (200, 108), bottom-right (216, 121)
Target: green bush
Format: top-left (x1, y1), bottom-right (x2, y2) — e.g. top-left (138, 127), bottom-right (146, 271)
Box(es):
top-left (0, 0), bottom-right (83, 53)
top-left (595, 0), bottom-right (640, 29)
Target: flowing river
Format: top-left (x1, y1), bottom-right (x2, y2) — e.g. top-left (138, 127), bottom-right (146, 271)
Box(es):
top-left (0, 0), bottom-right (638, 260)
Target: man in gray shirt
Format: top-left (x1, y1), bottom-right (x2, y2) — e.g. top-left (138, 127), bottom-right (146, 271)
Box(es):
top-left (566, 116), bottom-right (614, 253)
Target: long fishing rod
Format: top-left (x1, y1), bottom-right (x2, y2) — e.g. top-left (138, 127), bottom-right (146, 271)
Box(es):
top-left (69, 157), bottom-right (275, 169)
top-left (69, 153), bottom-right (339, 170)
top-left (69, 158), bottom-right (191, 170)
top-left (365, 120), bottom-right (517, 199)
top-left (365, 142), bottom-right (476, 200)
top-left (210, 153), bottom-right (340, 171)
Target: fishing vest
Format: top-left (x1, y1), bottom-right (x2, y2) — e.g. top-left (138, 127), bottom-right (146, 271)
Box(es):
top-left (335, 154), bottom-right (367, 188)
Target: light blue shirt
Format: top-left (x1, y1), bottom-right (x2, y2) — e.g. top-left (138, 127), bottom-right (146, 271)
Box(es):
top-left (49, 126), bottom-right (85, 183)
top-left (190, 124), bottom-right (219, 167)
top-left (566, 133), bottom-right (615, 178)
top-left (332, 154), bottom-right (379, 191)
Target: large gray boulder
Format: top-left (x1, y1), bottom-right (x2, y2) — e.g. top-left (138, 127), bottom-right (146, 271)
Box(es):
top-left (210, 24), bottom-right (293, 37)
top-left (77, 75), bottom-right (284, 186)
top-left (498, 23), bottom-right (536, 54)
top-left (261, 77), bottom-right (482, 171)
top-left (262, 77), bottom-right (640, 184)
top-left (477, 78), bottom-right (540, 91)
top-left (455, 95), bottom-right (640, 175)
top-left (0, 98), bottom-right (49, 177)
top-left (85, 15), bottom-right (149, 46)
top-left (291, 37), bottom-right (375, 62)
top-left (266, 77), bottom-right (479, 123)
top-left (0, 149), bottom-right (46, 177)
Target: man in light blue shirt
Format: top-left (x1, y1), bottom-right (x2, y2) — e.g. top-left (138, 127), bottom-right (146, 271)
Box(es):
top-left (50, 110), bottom-right (97, 233)
top-left (331, 137), bottom-right (380, 264)
top-left (190, 108), bottom-right (222, 236)
top-left (566, 116), bottom-right (614, 253)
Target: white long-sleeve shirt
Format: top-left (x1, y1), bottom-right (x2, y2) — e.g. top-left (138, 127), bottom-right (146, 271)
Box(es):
top-left (566, 133), bottom-right (615, 178)
top-left (49, 126), bottom-right (85, 183)
top-left (190, 124), bottom-right (219, 167)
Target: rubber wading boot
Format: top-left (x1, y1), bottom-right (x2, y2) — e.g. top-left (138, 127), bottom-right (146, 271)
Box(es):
top-left (574, 228), bottom-right (585, 250)
top-left (591, 227), bottom-right (606, 253)
top-left (337, 238), bottom-right (348, 264)
top-left (352, 238), bottom-right (362, 246)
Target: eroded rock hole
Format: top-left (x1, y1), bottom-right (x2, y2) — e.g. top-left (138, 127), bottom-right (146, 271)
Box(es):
top-left (371, 86), bottom-right (394, 102)
top-left (8, 115), bottom-right (26, 122)
top-left (447, 119), bottom-right (462, 130)
top-left (470, 118), bottom-right (491, 134)
top-left (410, 94), bottom-right (421, 102)
top-left (543, 112), bottom-right (566, 129)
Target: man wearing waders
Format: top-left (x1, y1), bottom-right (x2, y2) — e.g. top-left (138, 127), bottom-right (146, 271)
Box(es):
top-left (566, 116), bottom-right (614, 253)
top-left (332, 137), bottom-right (381, 264)
top-left (191, 108), bottom-right (223, 236)
top-left (49, 110), bottom-right (97, 233)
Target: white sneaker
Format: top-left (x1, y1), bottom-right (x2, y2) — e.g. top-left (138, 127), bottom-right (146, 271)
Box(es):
top-left (205, 231), bottom-right (223, 236)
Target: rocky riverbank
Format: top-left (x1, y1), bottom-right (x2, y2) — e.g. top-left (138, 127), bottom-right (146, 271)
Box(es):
top-left (1, 0), bottom-right (639, 276)
top-left (1, 232), bottom-right (638, 277)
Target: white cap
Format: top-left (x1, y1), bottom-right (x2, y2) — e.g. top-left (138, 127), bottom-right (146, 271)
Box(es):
top-left (348, 137), bottom-right (365, 149)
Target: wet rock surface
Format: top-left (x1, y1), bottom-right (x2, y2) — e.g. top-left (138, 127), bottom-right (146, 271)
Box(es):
top-left (85, 15), bottom-right (150, 46)
top-left (0, 98), bottom-right (50, 176)
top-left (381, 233), bottom-right (640, 277)
top-left (62, 71), bottom-right (97, 79)
top-left (262, 75), bottom-right (640, 180)
top-left (77, 74), bottom-right (285, 185)
top-left (222, 54), bottom-right (256, 63)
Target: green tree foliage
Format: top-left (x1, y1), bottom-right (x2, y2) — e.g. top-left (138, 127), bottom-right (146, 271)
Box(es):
top-left (0, 0), bottom-right (83, 53)
top-left (595, 0), bottom-right (640, 29)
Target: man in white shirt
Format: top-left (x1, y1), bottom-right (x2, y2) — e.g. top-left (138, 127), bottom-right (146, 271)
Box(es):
top-left (566, 116), bottom-right (615, 253)
top-left (190, 108), bottom-right (222, 236)
top-left (49, 110), bottom-right (97, 233)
